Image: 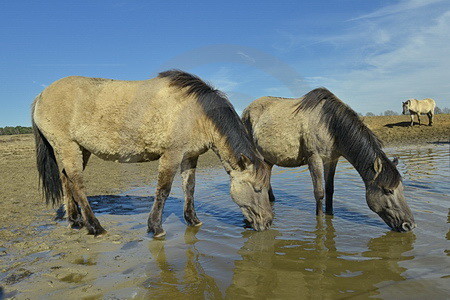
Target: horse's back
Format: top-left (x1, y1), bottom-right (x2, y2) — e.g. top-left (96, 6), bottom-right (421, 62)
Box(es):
top-left (33, 75), bottom-right (204, 161)
top-left (410, 98), bottom-right (436, 113)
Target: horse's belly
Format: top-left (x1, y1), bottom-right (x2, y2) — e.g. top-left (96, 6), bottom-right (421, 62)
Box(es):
top-left (74, 129), bottom-right (165, 163)
top-left (256, 132), bottom-right (305, 167)
top-left (94, 150), bottom-right (161, 163)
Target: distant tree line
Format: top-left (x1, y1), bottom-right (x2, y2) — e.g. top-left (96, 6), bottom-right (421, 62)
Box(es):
top-left (364, 106), bottom-right (450, 117)
top-left (0, 126), bottom-right (33, 135)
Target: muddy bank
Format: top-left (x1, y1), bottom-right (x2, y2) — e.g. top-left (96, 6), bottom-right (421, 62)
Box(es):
top-left (363, 113), bottom-right (450, 145)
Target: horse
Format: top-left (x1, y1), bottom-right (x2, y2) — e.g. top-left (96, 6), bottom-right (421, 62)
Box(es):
top-left (402, 98), bottom-right (436, 126)
top-left (32, 70), bottom-right (273, 237)
top-left (242, 88), bottom-right (416, 232)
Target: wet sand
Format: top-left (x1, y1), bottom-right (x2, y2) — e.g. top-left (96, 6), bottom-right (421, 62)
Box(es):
top-left (0, 114), bottom-right (449, 298)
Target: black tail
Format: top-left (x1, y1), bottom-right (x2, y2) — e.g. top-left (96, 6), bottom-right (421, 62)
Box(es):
top-left (32, 117), bottom-right (63, 207)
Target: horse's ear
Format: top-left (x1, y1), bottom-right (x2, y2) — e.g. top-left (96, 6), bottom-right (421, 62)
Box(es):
top-left (373, 157), bottom-right (383, 179)
top-left (392, 157), bottom-right (399, 166)
top-left (238, 154), bottom-right (252, 171)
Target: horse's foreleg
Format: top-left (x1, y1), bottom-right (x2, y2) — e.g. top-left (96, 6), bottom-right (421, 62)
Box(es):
top-left (417, 113), bottom-right (421, 125)
top-left (308, 154), bottom-right (325, 215)
top-left (181, 156), bottom-right (202, 226)
top-left (148, 153), bottom-right (180, 237)
top-left (410, 113), bottom-right (415, 126)
top-left (266, 162), bottom-right (275, 202)
top-left (61, 144), bottom-right (105, 236)
top-left (324, 159), bottom-right (338, 215)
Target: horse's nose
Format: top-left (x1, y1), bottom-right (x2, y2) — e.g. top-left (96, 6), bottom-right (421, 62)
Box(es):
top-left (401, 222), bottom-right (416, 231)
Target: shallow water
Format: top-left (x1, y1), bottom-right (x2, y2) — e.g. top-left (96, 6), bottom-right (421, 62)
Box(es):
top-left (2, 144), bottom-right (449, 299)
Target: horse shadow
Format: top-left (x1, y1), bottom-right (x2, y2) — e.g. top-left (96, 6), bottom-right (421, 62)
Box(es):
top-left (54, 188), bottom-right (247, 229)
top-left (384, 121), bottom-right (412, 128)
top-left (428, 141), bottom-right (450, 144)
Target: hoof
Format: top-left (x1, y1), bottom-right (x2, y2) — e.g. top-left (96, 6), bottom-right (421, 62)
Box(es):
top-left (86, 225), bottom-right (107, 236)
top-left (186, 219), bottom-right (203, 227)
top-left (95, 230), bottom-right (108, 237)
top-left (153, 230), bottom-right (166, 238)
top-left (184, 214), bottom-right (202, 227)
top-left (189, 221), bottom-right (203, 227)
top-left (68, 219), bottom-right (84, 229)
top-left (316, 211), bottom-right (325, 217)
top-left (148, 225), bottom-right (166, 238)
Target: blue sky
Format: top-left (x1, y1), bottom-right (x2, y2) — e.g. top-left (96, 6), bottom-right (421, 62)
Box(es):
top-left (1, 0), bottom-right (450, 126)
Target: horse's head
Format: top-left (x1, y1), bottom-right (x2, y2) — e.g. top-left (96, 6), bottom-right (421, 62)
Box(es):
top-left (366, 157), bottom-right (416, 232)
top-left (402, 100), bottom-right (411, 115)
top-left (229, 154), bottom-right (273, 231)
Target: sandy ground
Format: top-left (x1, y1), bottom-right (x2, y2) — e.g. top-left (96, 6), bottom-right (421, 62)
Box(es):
top-left (0, 114), bottom-right (449, 297)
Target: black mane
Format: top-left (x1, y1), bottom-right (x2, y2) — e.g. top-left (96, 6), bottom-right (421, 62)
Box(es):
top-left (295, 88), bottom-right (401, 188)
top-left (159, 70), bottom-right (261, 167)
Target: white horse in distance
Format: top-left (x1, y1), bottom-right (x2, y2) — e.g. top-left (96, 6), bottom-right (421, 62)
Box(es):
top-left (402, 98), bottom-right (436, 126)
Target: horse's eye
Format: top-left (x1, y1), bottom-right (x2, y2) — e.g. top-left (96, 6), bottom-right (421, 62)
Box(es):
top-left (253, 187), bottom-right (262, 193)
top-left (383, 188), bottom-right (394, 195)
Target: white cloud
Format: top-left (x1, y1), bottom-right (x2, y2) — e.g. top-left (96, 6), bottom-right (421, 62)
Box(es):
top-left (312, 4), bottom-right (450, 114)
top-left (208, 67), bottom-right (240, 92)
top-left (351, 0), bottom-right (446, 20)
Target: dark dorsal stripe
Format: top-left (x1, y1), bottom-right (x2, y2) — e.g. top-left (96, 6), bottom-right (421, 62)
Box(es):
top-left (296, 87), bottom-right (401, 188)
top-left (158, 70), bottom-right (260, 167)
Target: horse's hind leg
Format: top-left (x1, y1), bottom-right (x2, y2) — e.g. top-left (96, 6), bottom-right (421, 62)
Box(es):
top-left (428, 112), bottom-right (434, 126)
top-left (324, 159), bottom-right (338, 215)
top-left (59, 144), bottom-right (105, 235)
top-left (308, 154), bottom-right (325, 215)
top-left (148, 153), bottom-right (181, 237)
top-left (181, 156), bottom-right (202, 226)
top-left (417, 113), bottom-right (421, 125)
top-left (61, 149), bottom-right (91, 228)
top-left (61, 170), bottom-right (83, 228)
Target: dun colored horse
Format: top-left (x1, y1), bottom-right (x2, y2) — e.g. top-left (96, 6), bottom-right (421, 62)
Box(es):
top-left (402, 98), bottom-right (436, 126)
top-left (243, 88), bottom-right (415, 232)
top-left (32, 70), bottom-right (273, 237)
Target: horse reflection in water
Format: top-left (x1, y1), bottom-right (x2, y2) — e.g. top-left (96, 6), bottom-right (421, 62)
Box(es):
top-left (143, 226), bottom-right (222, 298)
top-left (226, 219), bottom-right (416, 298)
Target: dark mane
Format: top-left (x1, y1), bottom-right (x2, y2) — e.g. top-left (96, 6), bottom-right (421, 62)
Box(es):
top-left (159, 70), bottom-right (263, 169)
top-left (295, 88), bottom-right (401, 188)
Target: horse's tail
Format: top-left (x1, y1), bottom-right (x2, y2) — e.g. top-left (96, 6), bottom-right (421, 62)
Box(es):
top-left (32, 97), bottom-right (63, 207)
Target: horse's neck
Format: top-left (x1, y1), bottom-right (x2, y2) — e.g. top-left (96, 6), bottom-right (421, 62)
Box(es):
top-left (342, 154), bottom-right (376, 187)
top-left (210, 137), bottom-right (240, 174)
top-left (205, 116), bottom-right (254, 174)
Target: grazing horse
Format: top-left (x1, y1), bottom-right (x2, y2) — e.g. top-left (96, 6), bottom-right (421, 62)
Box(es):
top-left (402, 98), bottom-right (436, 126)
top-left (242, 88), bottom-right (416, 232)
top-left (32, 70), bottom-right (273, 237)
